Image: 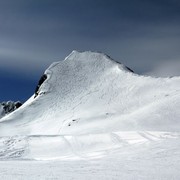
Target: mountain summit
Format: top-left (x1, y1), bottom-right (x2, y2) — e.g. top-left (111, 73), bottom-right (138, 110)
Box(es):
top-left (0, 51), bottom-right (180, 136)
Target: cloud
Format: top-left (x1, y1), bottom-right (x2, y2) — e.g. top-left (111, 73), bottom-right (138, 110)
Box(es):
top-left (0, 46), bottom-right (52, 74)
top-left (0, 0), bottom-right (180, 78)
top-left (147, 60), bottom-right (180, 77)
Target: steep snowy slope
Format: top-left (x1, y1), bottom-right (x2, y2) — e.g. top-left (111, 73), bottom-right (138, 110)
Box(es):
top-left (0, 51), bottom-right (180, 136)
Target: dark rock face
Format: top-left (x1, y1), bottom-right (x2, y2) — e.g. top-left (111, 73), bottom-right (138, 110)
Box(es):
top-left (125, 66), bottom-right (134, 73)
top-left (15, 102), bottom-right (22, 109)
top-left (34, 74), bottom-right (47, 98)
top-left (0, 101), bottom-right (22, 118)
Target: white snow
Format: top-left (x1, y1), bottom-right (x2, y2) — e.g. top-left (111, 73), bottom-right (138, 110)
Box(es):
top-left (0, 51), bottom-right (180, 179)
top-left (0, 132), bottom-right (180, 179)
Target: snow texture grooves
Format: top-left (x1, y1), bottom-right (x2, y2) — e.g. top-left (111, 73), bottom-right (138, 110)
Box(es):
top-left (0, 131), bottom-right (179, 160)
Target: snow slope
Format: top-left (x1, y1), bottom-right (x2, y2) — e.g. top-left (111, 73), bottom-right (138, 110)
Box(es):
top-left (0, 51), bottom-right (180, 179)
top-left (0, 131), bottom-right (179, 160)
top-left (0, 51), bottom-right (180, 135)
top-left (0, 132), bottom-right (180, 180)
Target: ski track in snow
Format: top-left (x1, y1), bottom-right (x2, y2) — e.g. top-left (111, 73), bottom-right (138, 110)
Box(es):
top-left (0, 131), bottom-right (180, 180)
top-left (0, 131), bottom-right (179, 160)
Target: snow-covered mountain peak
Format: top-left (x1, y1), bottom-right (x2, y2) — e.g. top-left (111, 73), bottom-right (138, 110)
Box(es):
top-left (0, 51), bottom-right (180, 136)
top-left (65, 50), bottom-right (111, 62)
top-left (64, 50), bottom-right (133, 73)
top-left (0, 51), bottom-right (180, 178)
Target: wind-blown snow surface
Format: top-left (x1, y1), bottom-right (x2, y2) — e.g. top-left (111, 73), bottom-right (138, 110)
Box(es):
top-left (0, 51), bottom-right (180, 179)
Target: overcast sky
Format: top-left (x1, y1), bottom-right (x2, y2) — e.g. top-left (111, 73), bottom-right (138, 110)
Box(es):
top-left (0, 0), bottom-right (180, 101)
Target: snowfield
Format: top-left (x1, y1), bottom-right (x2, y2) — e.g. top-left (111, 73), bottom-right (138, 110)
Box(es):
top-left (0, 132), bottom-right (180, 180)
top-left (0, 51), bottom-right (180, 179)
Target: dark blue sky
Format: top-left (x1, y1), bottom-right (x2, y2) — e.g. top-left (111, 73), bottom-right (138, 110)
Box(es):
top-left (0, 0), bottom-right (180, 102)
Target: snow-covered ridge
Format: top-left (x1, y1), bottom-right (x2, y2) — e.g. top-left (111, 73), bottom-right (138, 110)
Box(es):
top-left (0, 51), bottom-right (180, 136)
top-left (64, 50), bottom-right (134, 72)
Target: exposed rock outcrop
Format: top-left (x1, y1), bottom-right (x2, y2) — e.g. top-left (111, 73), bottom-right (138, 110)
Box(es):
top-left (34, 74), bottom-right (47, 98)
top-left (0, 101), bottom-right (22, 118)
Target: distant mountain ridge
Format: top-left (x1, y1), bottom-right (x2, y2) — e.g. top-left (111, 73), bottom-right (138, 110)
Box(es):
top-left (0, 101), bottom-right (22, 118)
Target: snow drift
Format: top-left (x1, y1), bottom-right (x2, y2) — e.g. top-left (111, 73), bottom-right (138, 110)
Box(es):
top-left (0, 50), bottom-right (180, 136)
